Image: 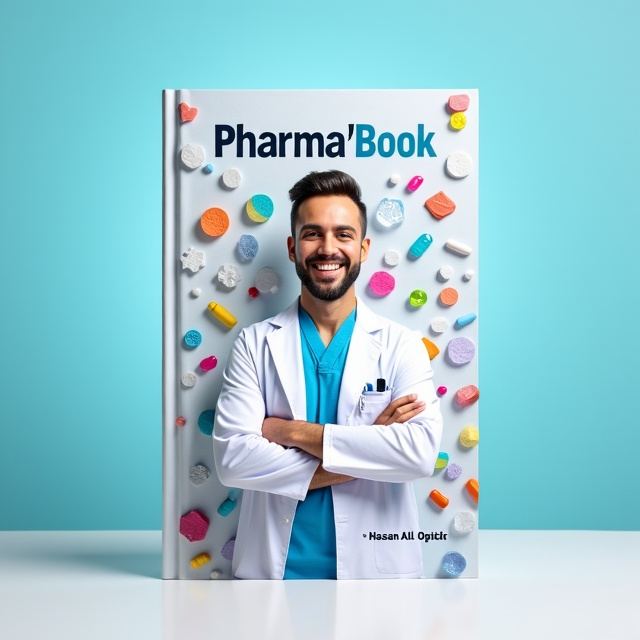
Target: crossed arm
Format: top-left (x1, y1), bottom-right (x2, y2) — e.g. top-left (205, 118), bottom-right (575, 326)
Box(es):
top-left (262, 394), bottom-right (426, 490)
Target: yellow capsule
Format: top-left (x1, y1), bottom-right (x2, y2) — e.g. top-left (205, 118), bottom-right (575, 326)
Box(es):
top-left (208, 301), bottom-right (238, 328)
top-left (450, 112), bottom-right (467, 130)
top-left (190, 552), bottom-right (211, 569)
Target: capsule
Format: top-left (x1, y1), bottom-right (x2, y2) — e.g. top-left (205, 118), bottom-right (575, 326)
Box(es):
top-left (208, 301), bottom-right (237, 328)
top-left (190, 553), bottom-right (211, 569)
top-left (407, 175), bottom-right (424, 191)
top-left (429, 489), bottom-right (450, 509)
top-left (465, 479), bottom-right (479, 503)
top-left (409, 233), bottom-right (433, 259)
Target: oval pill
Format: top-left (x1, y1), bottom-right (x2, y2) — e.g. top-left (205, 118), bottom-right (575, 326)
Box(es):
top-left (465, 478), bottom-right (479, 503)
top-left (407, 175), bottom-right (423, 191)
top-left (445, 239), bottom-right (473, 256)
top-left (409, 233), bottom-right (433, 259)
top-left (455, 385), bottom-right (480, 407)
top-left (429, 489), bottom-right (449, 509)
top-left (455, 312), bottom-right (477, 328)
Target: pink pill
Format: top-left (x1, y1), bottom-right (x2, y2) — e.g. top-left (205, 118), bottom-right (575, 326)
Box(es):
top-left (448, 94), bottom-right (470, 113)
top-left (437, 386), bottom-right (447, 396)
top-left (407, 175), bottom-right (423, 192)
top-left (454, 384), bottom-right (480, 407)
top-left (369, 271), bottom-right (395, 296)
top-left (200, 356), bottom-right (218, 372)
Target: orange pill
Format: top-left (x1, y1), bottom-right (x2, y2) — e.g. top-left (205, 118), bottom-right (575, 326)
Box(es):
top-left (429, 489), bottom-right (449, 509)
top-left (422, 337), bottom-right (440, 360)
top-left (465, 479), bottom-right (479, 503)
top-left (424, 191), bottom-right (456, 220)
top-left (439, 287), bottom-right (459, 306)
top-left (200, 207), bottom-right (229, 237)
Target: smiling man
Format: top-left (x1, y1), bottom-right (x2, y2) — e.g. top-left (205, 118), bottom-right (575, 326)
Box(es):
top-left (213, 170), bottom-right (443, 580)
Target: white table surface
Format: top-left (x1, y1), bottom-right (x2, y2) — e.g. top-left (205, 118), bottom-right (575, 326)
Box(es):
top-left (0, 530), bottom-right (638, 640)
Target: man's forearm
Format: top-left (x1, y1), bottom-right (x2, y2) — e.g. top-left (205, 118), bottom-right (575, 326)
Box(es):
top-left (262, 417), bottom-right (324, 459)
top-left (308, 465), bottom-right (354, 490)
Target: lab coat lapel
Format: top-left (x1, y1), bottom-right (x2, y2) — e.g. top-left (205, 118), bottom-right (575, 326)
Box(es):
top-left (266, 302), bottom-right (306, 420)
top-left (337, 300), bottom-right (384, 424)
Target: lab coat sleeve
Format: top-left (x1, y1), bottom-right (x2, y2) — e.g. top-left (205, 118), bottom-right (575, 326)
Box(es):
top-left (212, 329), bottom-right (319, 500)
top-left (322, 332), bottom-right (443, 482)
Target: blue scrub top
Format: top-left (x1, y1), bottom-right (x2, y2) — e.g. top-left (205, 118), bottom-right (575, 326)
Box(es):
top-left (283, 303), bottom-right (357, 579)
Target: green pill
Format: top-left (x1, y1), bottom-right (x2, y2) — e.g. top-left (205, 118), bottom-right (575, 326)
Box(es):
top-left (409, 290), bottom-right (427, 306)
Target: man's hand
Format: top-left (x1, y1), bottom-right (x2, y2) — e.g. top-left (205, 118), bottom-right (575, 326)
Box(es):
top-left (374, 394), bottom-right (425, 426)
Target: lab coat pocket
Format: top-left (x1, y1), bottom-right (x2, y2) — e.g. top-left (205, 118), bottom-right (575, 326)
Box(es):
top-left (354, 390), bottom-right (393, 426)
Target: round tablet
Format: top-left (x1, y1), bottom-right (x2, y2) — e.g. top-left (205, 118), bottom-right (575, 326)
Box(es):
top-left (446, 463), bottom-right (462, 480)
top-left (175, 416), bottom-right (186, 427)
top-left (191, 288), bottom-right (202, 298)
top-left (189, 464), bottom-right (211, 485)
top-left (255, 267), bottom-right (279, 293)
top-left (463, 269), bottom-right (475, 281)
top-left (181, 143), bottom-right (205, 169)
top-left (237, 235), bottom-right (259, 261)
top-left (248, 287), bottom-right (259, 298)
top-left (437, 386), bottom-right (447, 396)
top-left (197, 409), bottom-right (215, 436)
top-left (222, 168), bottom-right (241, 188)
top-left (183, 330), bottom-right (202, 348)
top-left (389, 174), bottom-right (400, 186)
top-left (446, 152), bottom-right (473, 179)
top-left (438, 265), bottom-right (454, 281)
top-left (446, 337), bottom-right (476, 365)
top-left (439, 287), bottom-right (459, 306)
top-left (442, 551), bottom-right (466, 577)
top-left (181, 372), bottom-right (197, 387)
top-left (454, 511), bottom-right (475, 534)
top-left (450, 112), bottom-right (467, 130)
top-left (409, 290), bottom-right (427, 307)
top-left (369, 271), bottom-right (395, 296)
top-left (384, 250), bottom-right (400, 266)
top-left (459, 426), bottom-right (479, 448)
top-left (200, 207), bottom-right (229, 237)
top-left (246, 195), bottom-right (274, 223)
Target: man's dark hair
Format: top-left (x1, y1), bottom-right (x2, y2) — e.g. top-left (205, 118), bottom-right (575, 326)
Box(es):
top-left (288, 170), bottom-right (367, 238)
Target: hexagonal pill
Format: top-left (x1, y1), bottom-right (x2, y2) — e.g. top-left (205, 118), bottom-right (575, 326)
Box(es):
top-left (454, 511), bottom-right (476, 534)
top-left (430, 317), bottom-right (449, 333)
top-left (181, 143), bottom-right (205, 169)
top-left (189, 464), bottom-right (211, 485)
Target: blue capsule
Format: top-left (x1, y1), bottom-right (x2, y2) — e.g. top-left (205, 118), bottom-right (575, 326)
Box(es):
top-left (455, 312), bottom-right (477, 328)
top-left (408, 233), bottom-right (433, 259)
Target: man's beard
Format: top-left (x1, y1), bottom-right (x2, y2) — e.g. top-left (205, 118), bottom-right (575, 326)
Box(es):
top-left (295, 255), bottom-right (361, 302)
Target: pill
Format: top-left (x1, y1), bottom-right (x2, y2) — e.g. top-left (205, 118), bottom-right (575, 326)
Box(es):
top-left (454, 511), bottom-right (476, 534)
top-left (203, 163), bottom-right (214, 174)
top-left (198, 409), bottom-right (215, 436)
top-left (446, 337), bottom-right (475, 365)
top-left (438, 265), bottom-right (454, 282)
top-left (181, 372), bottom-right (197, 387)
top-left (465, 478), bottom-right (479, 503)
top-left (369, 271), bottom-right (395, 296)
top-left (456, 312), bottom-right (477, 328)
top-left (455, 385), bottom-right (480, 408)
top-left (246, 194), bottom-right (274, 223)
top-left (450, 112), bottom-right (467, 130)
top-left (180, 510), bottom-right (210, 542)
top-left (208, 301), bottom-right (238, 328)
top-left (179, 102), bottom-right (198, 122)
top-left (255, 267), bottom-right (279, 293)
top-left (422, 337), bottom-right (440, 360)
top-left (442, 551), bottom-right (466, 577)
top-left (217, 264), bottom-right (241, 288)
top-left (448, 94), bottom-right (470, 112)
top-left (181, 143), bottom-right (205, 169)
top-left (237, 234), bottom-right (259, 261)
top-left (435, 452), bottom-right (449, 469)
top-left (222, 168), bottom-right (241, 188)
top-left (210, 570), bottom-right (222, 579)
top-left (389, 174), bottom-right (400, 186)
top-left (446, 152), bottom-right (473, 179)
top-left (446, 463), bottom-right (462, 479)
top-left (190, 553), bottom-right (211, 569)
top-left (459, 426), bottom-right (479, 448)
top-left (384, 250), bottom-right (400, 266)
top-left (439, 288), bottom-right (459, 306)
top-left (430, 317), bottom-right (449, 333)
top-left (248, 287), bottom-right (259, 298)
top-left (191, 287), bottom-right (202, 297)
top-left (217, 492), bottom-right (238, 517)
top-left (201, 207), bottom-right (230, 237)
top-left (183, 329), bottom-right (202, 348)
top-left (376, 198), bottom-right (404, 228)
top-left (445, 239), bottom-right (473, 256)
top-left (190, 464), bottom-right (211, 485)
top-left (175, 416), bottom-right (186, 427)
top-left (407, 175), bottom-right (424, 191)
top-left (463, 269), bottom-right (475, 281)
top-left (181, 247), bottom-right (206, 272)
top-left (221, 538), bottom-right (235, 561)
top-left (200, 356), bottom-right (218, 372)
top-left (437, 385), bottom-right (447, 396)
top-left (429, 489), bottom-right (449, 509)
top-left (409, 233), bottom-right (433, 259)
top-left (409, 290), bottom-right (427, 307)
top-left (425, 191), bottom-right (456, 220)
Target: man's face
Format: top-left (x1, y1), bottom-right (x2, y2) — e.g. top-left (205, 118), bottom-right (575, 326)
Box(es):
top-left (287, 195), bottom-right (370, 302)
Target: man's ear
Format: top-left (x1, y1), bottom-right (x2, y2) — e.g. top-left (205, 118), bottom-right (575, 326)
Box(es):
top-left (287, 236), bottom-right (296, 262)
top-left (360, 237), bottom-right (371, 262)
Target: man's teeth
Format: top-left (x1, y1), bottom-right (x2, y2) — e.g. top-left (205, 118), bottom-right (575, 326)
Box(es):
top-left (315, 264), bottom-right (342, 271)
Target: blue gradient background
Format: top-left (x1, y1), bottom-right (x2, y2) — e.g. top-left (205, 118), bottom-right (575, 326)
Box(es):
top-left (1, 0), bottom-right (638, 530)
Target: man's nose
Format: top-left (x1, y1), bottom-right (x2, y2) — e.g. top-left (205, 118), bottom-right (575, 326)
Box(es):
top-left (318, 234), bottom-right (336, 255)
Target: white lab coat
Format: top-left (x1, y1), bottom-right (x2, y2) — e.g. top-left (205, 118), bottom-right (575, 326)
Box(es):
top-left (212, 298), bottom-right (443, 579)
